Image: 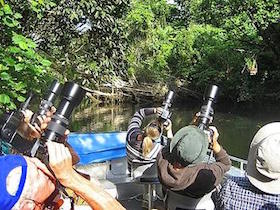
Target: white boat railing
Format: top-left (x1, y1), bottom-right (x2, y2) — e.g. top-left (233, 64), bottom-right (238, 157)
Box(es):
top-left (229, 155), bottom-right (247, 171)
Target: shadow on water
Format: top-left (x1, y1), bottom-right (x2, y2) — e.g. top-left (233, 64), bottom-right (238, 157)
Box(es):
top-left (70, 100), bottom-right (280, 159)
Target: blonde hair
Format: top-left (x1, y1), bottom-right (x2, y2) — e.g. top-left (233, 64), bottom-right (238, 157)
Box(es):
top-left (142, 123), bottom-right (161, 157)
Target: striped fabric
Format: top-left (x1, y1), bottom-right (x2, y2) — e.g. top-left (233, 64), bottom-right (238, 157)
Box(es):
top-left (214, 176), bottom-right (280, 210)
top-left (126, 108), bottom-right (162, 171)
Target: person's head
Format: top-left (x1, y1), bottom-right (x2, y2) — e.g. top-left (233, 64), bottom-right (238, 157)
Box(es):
top-left (170, 125), bottom-right (208, 168)
top-left (142, 120), bottom-right (162, 157)
top-left (0, 155), bottom-right (56, 210)
top-left (246, 122), bottom-right (280, 194)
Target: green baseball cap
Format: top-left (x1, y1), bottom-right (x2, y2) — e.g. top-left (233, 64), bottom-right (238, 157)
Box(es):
top-left (170, 125), bottom-right (208, 165)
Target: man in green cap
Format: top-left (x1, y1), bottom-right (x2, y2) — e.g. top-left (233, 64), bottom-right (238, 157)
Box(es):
top-left (157, 125), bottom-right (231, 199)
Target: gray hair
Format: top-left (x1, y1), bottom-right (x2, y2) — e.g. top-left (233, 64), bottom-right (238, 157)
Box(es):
top-left (6, 166), bottom-right (34, 210)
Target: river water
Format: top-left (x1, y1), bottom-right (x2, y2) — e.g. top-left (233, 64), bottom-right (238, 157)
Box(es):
top-left (70, 101), bottom-right (280, 160)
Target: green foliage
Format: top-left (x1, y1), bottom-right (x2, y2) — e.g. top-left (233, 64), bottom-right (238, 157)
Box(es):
top-left (189, 0), bottom-right (280, 101)
top-left (7, 0), bottom-right (129, 86)
top-left (125, 0), bottom-right (175, 82)
top-left (0, 3), bottom-right (51, 111)
top-left (125, 0), bottom-right (280, 102)
top-left (1, 0), bottom-right (279, 104)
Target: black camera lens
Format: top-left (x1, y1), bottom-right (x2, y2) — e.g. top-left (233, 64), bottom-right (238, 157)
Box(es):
top-left (42, 82), bottom-right (86, 143)
top-left (31, 80), bottom-right (62, 124)
top-left (198, 85), bottom-right (219, 130)
top-left (203, 85), bottom-right (218, 102)
top-left (38, 80), bottom-right (61, 116)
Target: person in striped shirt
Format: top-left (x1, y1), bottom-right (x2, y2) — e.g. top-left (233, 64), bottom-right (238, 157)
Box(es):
top-left (126, 107), bottom-right (173, 174)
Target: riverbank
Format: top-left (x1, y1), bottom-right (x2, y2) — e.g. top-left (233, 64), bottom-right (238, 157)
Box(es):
top-left (84, 79), bottom-right (280, 118)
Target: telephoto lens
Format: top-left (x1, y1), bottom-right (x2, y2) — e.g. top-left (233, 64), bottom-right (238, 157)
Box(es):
top-left (31, 82), bottom-right (86, 162)
top-left (30, 80), bottom-right (62, 124)
top-left (42, 82), bottom-right (86, 142)
top-left (160, 90), bottom-right (175, 122)
top-left (197, 85), bottom-right (218, 131)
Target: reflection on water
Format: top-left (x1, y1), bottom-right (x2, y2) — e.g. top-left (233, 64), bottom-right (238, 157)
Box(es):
top-left (70, 101), bottom-right (278, 159)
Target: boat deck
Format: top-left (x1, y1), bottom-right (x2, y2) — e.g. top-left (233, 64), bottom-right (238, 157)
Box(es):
top-left (74, 155), bottom-right (246, 210)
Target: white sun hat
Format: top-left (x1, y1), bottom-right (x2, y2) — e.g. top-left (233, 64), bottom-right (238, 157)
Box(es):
top-left (246, 122), bottom-right (280, 194)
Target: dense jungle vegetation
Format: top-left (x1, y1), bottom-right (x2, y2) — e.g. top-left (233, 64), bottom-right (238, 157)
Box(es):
top-left (0, 0), bottom-right (279, 111)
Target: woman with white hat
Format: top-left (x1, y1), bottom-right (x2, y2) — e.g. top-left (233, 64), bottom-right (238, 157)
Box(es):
top-left (214, 122), bottom-right (280, 210)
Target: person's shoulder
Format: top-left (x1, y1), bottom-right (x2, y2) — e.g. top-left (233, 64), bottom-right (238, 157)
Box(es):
top-left (220, 176), bottom-right (249, 193)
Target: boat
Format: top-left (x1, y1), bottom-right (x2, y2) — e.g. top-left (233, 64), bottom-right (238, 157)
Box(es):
top-left (68, 131), bottom-right (247, 210)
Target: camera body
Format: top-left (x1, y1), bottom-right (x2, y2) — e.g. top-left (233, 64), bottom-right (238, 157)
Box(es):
top-left (0, 80), bottom-right (62, 154)
top-left (0, 94), bottom-right (33, 153)
top-left (0, 81), bottom-right (85, 162)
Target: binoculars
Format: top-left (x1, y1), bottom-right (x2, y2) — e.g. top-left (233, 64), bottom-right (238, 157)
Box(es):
top-left (0, 80), bottom-right (86, 162)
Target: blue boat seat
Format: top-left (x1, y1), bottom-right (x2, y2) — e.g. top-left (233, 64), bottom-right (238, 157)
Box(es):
top-left (68, 132), bottom-right (127, 165)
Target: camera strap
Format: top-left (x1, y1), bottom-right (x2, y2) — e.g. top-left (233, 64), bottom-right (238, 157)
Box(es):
top-left (45, 183), bottom-right (75, 210)
top-left (59, 186), bottom-right (75, 210)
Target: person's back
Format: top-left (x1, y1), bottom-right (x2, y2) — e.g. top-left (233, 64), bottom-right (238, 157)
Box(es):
top-left (214, 122), bottom-right (280, 210)
top-left (157, 125), bottom-right (231, 198)
top-left (215, 176), bottom-right (280, 210)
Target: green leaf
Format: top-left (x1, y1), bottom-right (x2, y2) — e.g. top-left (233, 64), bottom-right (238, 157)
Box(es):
top-left (41, 59), bottom-right (52, 66)
top-left (48, 2), bottom-right (56, 7)
top-left (3, 4), bottom-right (12, 15)
top-left (26, 39), bottom-right (37, 48)
top-left (15, 63), bottom-right (25, 71)
top-left (30, 0), bottom-right (38, 7)
top-left (0, 94), bottom-right (10, 104)
top-left (8, 101), bottom-right (17, 110)
top-left (14, 82), bottom-right (26, 91)
top-left (3, 16), bottom-right (18, 27)
top-left (14, 12), bottom-right (23, 19)
top-left (18, 41), bottom-right (28, 50)
top-left (12, 33), bottom-right (24, 45)
top-left (7, 46), bottom-right (21, 54)
top-left (0, 72), bottom-right (11, 80)
top-left (17, 95), bottom-right (25, 102)
top-left (3, 57), bottom-right (15, 66)
top-left (0, 64), bottom-right (8, 71)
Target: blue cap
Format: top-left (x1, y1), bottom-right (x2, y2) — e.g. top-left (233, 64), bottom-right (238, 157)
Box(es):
top-left (0, 155), bottom-right (27, 210)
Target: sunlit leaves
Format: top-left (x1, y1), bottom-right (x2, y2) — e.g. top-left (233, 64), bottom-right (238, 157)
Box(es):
top-left (0, 72), bottom-right (12, 80)
top-left (3, 4), bottom-right (12, 15)
top-left (0, 94), bottom-right (10, 104)
top-left (0, 3), bottom-right (52, 111)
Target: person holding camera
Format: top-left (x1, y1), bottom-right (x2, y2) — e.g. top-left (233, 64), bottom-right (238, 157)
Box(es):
top-left (0, 110), bottom-right (125, 210)
top-left (157, 125), bottom-right (231, 199)
top-left (126, 107), bottom-right (173, 173)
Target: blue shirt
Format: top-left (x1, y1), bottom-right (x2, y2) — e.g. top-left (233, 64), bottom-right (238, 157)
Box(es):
top-left (214, 176), bottom-right (280, 210)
